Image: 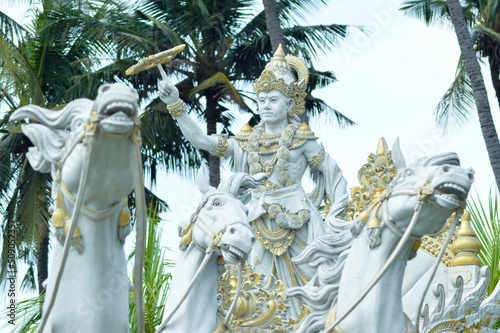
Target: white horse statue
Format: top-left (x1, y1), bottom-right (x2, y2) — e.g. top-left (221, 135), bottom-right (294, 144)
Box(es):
top-left (156, 168), bottom-right (265, 333)
top-left (10, 83), bottom-right (147, 333)
top-left (288, 141), bottom-right (474, 333)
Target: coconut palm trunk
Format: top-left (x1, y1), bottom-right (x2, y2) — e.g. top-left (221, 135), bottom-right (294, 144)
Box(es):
top-left (37, 235), bottom-right (49, 294)
top-left (263, 0), bottom-right (287, 52)
top-left (447, 0), bottom-right (500, 191)
top-left (206, 90), bottom-right (220, 187)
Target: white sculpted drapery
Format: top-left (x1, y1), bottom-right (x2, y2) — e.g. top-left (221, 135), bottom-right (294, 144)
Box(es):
top-left (231, 129), bottom-right (348, 317)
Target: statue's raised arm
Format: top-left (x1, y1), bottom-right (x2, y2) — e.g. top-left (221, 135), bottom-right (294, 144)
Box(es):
top-left (158, 79), bottom-right (234, 157)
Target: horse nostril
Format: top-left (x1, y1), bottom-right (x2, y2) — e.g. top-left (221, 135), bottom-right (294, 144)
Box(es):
top-left (468, 168), bottom-right (475, 181)
top-left (228, 226), bottom-right (236, 234)
top-left (251, 236), bottom-right (256, 245)
top-left (442, 165), bottom-right (450, 173)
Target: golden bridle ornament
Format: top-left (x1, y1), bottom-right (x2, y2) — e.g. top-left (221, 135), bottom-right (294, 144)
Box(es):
top-left (125, 44), bottom-right (186, 78)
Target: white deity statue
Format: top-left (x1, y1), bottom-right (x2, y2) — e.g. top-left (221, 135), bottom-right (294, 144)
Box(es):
top-left (159, 45), bottom-right (348, 317)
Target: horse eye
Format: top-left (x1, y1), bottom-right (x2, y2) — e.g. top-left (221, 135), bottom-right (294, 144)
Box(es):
top-left (212, 199), bottom-right (221, 206)
top-left (405, 169), bottom-right (414, 177)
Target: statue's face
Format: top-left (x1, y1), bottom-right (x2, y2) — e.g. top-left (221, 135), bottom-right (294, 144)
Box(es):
top-left (257, 90), bottom-right (292, 125)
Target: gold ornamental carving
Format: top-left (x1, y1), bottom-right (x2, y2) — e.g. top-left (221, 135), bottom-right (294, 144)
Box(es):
top-left (217, 264), bottom-right (310, 333)
top-left (251, 217), bottom-right (295, 256)
top-left (339, 138), bottom-right (397, 221)
top-left (340, 137), bottom-right (456, 266)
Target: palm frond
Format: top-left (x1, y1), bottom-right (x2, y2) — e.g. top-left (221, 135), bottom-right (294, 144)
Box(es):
top-left (140, 100), bottom-right (201, 179)
top-left (401, 0), bottom-right (452, 26)
top-left (137, 10), bottom-right (184, 46)
top-left (191, 72), bottom-right (246, 109)
top-left (0, 10), bottom-right (29, 42)
top-left (284, 24), bottom-right (351, 58)
top-left (435, 57), bottom-right (476, 129)
top-left (468, 188), bottom-right (500, 296)
top-left (305, 95), bottom-right (356, 128)
top-left (400, 0), bottom-right (478, 27)
top-left (0, 292), bottom-right (43, 332)
top-left (278, 0), bottom-right (328, 23)
top-left (129, 207), bottom-right (173, 332)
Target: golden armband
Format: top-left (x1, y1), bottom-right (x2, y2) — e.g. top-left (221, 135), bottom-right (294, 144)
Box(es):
top-left (167, 100), bottom-right (187, 117)
top-left (210, 135), bottom-right (229, 158)
top-left (307, 144), bottom-right (326, 170)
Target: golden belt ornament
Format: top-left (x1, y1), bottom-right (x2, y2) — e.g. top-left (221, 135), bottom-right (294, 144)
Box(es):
top-left (251, 217), bottom-right (295, 256)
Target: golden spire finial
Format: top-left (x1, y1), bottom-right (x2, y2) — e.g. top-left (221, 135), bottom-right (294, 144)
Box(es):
top-left (275, 44), bottom-right (285, 57)
top-left (451, 210), bottom-right (482, 267)
top-left (376, 137), bottom-right (388, 155)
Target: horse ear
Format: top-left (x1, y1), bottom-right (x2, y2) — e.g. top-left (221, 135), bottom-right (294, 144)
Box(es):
top-left (391, 137), bottom-right (406, 170)
top-left (196, 164), bottom-right (213, 194)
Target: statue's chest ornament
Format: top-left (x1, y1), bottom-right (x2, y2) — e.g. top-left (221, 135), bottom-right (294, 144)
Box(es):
top-left (246, 124), bottom-right (297, 192)
top-left (234, 123), bottom-right (318, 191)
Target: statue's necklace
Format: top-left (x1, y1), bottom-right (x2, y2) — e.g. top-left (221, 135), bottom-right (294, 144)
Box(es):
top-left (247, 124), bottom-right (297, 187)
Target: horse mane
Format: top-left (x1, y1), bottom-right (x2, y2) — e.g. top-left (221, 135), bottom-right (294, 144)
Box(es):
top-left (11, 99), bottom-right (94, 174)
top-left (288, 213), bottom-right (354, 333)
top-left (412, 152), bottom-right (459, 167)
top-left (217, 172), bottom-right (267, 204)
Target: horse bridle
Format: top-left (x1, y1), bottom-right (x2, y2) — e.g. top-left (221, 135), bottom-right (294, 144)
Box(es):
top-left (156, 191), bottom-right (250, 333)
top-left (38, 107), bottom-right (148, 333)
top-left (324, 181), bottom-right (465, 333)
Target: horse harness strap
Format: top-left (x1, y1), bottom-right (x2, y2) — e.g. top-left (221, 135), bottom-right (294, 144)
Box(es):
top-left (382, 200), bottom-right (421, 242)
top-left (187, 192), bottom-right (239, 254)
top-left (370, 182), bottom-right (436, 242)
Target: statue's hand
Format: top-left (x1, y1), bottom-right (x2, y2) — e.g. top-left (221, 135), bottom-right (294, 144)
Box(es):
top-left (159, 79), bottom-right (180, 105)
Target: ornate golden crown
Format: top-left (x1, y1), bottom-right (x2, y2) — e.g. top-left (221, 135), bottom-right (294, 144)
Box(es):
top-left (253, 44), bottom-right (309, 116)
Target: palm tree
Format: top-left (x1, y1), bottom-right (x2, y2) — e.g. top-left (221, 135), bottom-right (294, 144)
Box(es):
top-left (402, 0), bottom-right (500, 192)
top-left (109, 0), bottom-right (355, 186)
top-left (401, 0), bottom-right (500, 126)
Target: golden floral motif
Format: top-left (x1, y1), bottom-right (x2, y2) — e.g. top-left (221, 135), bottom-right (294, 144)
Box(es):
top-left (217, 263), bottom-right (288, 332)
top-left (340, 138), bottom-right (397, 222)
top-left (420, 226), bottom-right (458, 268)
top-left (217, 263), bottom-right (312, 333)
top-left (426, 320), bottom-right (464, 332)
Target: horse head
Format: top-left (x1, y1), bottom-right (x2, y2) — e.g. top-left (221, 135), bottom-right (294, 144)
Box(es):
top-left (351, 139), bottom-right (474, 249)
top-left (10, 83), bottom-right (141, 245)
top-left (180, 167), bottom-right (266, 264)
top-left (10, 83), bottom-right (139, 194)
